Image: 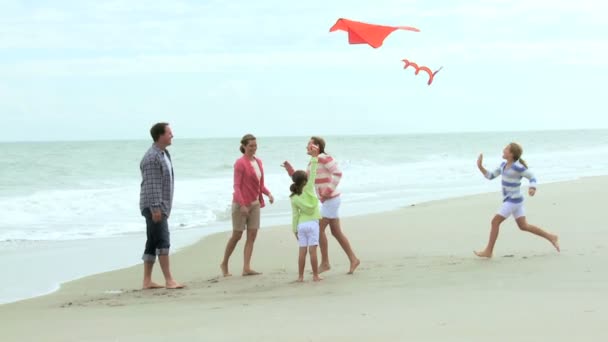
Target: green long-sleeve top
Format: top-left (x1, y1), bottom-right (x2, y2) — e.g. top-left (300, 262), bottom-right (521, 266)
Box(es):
top-left (290, 157), bottom-right (321, 232)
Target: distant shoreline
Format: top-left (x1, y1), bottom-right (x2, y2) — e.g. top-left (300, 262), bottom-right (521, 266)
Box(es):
top-left (2, 127), bottom-right (607, 144)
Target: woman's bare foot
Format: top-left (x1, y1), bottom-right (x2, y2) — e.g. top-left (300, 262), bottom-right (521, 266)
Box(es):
top-left (347, 258), bottom-right (361, 275)
top-left (142, 281), bottom-right (164, 290)
top-left (313, 275), bottom-right (323, 282)
top-left (319, 263), bottom-right (331, 274)
top-left (165, 280), bottom-right (185, 289)
top-left (242, 269), bottom-right (262, 276)
top-left (296, 277), bottom-right (304, 283)
top-left (220, 263), bottom-right (232, 277)
top-left (549, 235), bottom-right (560, 252)
top-left (474, 249), bottom-right (493, 258)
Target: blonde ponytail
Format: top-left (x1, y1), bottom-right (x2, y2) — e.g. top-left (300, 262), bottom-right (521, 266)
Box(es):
top-left (508, 142), bottom-right (529, 168)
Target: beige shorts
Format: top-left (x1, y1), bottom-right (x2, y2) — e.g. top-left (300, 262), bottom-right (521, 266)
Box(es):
top-left (232, 201), bottom-right (261, 231)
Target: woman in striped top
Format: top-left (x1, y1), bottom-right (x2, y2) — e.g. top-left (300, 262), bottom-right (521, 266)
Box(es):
top-left (475, 142), bottom-right (560, 258)
top-left (282, 136), bottom-right (360, 274)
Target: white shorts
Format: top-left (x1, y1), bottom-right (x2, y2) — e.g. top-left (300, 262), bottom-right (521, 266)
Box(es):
top-left (497, 201), bottom-right (526, 219)
top-left (297, 220), bottom-right (320, 247)
top-left (321, 196), bottom-right (341, 219)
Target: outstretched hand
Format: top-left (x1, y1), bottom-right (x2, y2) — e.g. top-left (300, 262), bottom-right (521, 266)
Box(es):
top-left (307, 143), bottom-right (320, 157)
top-left (477, 153), bottom-right (483, 168)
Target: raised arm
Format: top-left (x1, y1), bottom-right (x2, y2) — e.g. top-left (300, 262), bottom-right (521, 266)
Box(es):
top-left (478, 153), bottom-right (501, 180)
top-left (303, 157), bottom-right (319, 196)
top-left (282, 161), bottom-right (295, 177)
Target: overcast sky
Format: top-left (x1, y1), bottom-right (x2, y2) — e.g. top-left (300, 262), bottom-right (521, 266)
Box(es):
top-left (1, 0), bottom-right (607, 141)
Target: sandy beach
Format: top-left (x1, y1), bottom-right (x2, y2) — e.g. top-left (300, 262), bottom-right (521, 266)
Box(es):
top-left (1, 176), bottom-right (607, 342)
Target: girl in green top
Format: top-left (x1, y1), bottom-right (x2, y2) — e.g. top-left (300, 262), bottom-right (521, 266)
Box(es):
top-left (290, 144), bottom-right (322, 282)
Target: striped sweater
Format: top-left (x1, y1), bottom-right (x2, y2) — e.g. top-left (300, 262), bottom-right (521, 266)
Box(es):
top-left (485, 160), bottom-right (537, 204)
top-left (284, 153), bottom-right (342, 202)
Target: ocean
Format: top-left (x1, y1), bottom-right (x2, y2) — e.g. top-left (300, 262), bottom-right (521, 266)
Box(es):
top-left (2, 130), bottom-right (608, 304)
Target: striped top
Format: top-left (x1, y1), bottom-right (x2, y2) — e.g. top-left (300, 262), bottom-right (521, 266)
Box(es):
top-left (485, 160), bottom-right (537, 204)
top-left (285, 153), bottom-right (343, 202)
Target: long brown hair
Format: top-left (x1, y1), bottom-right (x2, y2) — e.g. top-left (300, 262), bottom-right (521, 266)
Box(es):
top-left (310, 136), bottom-right (326, 154)
top-left (240, 134), bottom-right (256, 154)
top-left (508, 142), bottom-right (528, 168)
top-left (290, 170), bottom-right (308, 197)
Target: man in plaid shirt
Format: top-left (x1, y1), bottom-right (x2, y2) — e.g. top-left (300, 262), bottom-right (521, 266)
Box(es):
top-left (139, 122), bottom-right (183, 289)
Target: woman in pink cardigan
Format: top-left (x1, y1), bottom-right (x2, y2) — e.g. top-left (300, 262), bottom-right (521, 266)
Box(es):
top-left (221, 134), bottom-right (274, 277)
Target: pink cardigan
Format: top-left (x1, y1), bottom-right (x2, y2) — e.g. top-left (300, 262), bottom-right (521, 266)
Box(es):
top-left (233, 155), bottom-right (271, 208)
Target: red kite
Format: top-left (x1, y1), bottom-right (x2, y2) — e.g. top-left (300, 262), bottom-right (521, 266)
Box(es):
top-left (329, 18), bottom-right (420, 48)
top-left (402, 59), bottom-right (443, 86)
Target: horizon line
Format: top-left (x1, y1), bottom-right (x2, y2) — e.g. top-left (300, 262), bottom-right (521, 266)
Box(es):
top-left (1, 127), bottom-right (606, 144)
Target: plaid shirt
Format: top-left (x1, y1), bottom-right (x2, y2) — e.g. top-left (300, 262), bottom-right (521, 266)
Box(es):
top-left (139, 144), bottom-right (174, 217)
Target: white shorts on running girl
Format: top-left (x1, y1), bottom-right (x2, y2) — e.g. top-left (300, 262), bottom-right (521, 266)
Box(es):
top-left (321, 196), bottom-right (341, 219)
top-left (297, 220), bottom-right (320, 247)
top-left (497, 201), bottom-right (526, 219)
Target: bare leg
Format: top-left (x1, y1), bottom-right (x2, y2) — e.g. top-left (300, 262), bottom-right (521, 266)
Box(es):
top-left (475, 215), bottom-right (506, 258)
top-left (329, 219), bottom-right (360, 274)
top-left (158, 254), bottom-right (184, 289)
top-left (142, 261), bottom-right (163, 289)
top-left (243, 229), bottom-right (261, 276)
top-left (220, 231), bottom-right (243, 277)
top-left (516, 217), bottom-right (560, 252)
top-left (318, 218), bottom-right (331, 273)
top-left (297, 247), bottom-right (307, 282)
top-left (310, 246), bottom-right (322, 281)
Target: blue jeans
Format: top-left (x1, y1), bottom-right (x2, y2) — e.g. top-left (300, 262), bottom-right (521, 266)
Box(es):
top-left (141, 208), bottom-right (170, 263)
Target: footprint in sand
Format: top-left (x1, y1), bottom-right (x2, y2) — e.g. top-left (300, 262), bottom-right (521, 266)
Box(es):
top-left (104, 290), bottom-right (124, 295)
top-left (107, 302), bottom-right (125, 307)
top-left (502, 255), bottom-right (515, 258)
